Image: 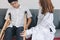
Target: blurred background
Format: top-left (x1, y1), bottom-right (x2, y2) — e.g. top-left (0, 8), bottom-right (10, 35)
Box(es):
top-left (0, 0), bottom-right (60, 40)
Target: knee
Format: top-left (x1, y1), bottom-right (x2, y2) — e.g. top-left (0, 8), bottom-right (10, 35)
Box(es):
top-left (5, 27), bottom-right (12, 33)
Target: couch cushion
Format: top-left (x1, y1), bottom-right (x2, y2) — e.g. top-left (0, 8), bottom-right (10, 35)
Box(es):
top-left (28, 9), bottom-right (39, 29)
top-left (53, 9), bottom-right (60, 29)
top-left (0, 9), bottom-right (7, 29)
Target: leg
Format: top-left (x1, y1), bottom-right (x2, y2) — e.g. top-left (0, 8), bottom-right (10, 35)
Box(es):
top-left (4, 27), bottom-right (12, 40)
top-left (16, 27), bottom-right (24, 40)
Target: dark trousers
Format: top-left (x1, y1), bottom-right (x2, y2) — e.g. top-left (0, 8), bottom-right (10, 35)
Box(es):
top-left (4, 26), bottom-right (24, 40)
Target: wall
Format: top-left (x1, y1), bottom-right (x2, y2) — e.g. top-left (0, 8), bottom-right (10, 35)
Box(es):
top-left (0, 0), bottom-right (60, 9)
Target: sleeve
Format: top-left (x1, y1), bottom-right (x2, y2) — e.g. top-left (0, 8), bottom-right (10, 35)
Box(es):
top-left (26, 27), bottom-right (34, 38)
top-left (5, 9), bottom-right (10, 20)
top-left (38, 13), bottom-right (56, 33)
top-left (25, 8), bottom-right (32, 18)
top-left (39, 13), bottom-right (53, 27)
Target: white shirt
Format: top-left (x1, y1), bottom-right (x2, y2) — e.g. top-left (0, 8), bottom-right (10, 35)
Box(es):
top-left (5, 6), bottom-right (32, 27)
top-left (26, 9), bottom-right (56, 40)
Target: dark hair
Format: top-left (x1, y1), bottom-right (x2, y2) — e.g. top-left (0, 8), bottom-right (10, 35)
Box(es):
top-left (39, 0), bottom-right (54, 14)
top-left (8, 0), bottom-right (18, 3)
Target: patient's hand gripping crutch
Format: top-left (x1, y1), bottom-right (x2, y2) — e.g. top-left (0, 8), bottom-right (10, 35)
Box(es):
top-left (23, 11), bottom-right (27, 40)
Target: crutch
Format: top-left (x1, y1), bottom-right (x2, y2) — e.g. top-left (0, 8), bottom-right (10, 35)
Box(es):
top-left (0, 33), bottom-right (5, 40)
top-left (0, 13), bottom-right (11, 40)
top-left (23, 11), bottom-right (27, 40)
top-left (0, 19), bottom-right (10, 40)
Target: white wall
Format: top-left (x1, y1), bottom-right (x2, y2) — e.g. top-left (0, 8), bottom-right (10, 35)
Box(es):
top-left (0, 0), bottom-right (60, 9)
top-left (52, 0), bottom-right (60, 9)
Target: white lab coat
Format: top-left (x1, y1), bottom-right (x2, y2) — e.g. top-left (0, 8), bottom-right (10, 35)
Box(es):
top-left (26, 9), bottom-right (56, 40)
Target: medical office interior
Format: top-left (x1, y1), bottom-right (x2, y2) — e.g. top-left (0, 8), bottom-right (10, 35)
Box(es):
top-left (0, 0), bottom-right (60, 40)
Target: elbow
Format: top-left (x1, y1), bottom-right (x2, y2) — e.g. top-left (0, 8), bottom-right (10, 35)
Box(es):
top-left (28, 17), bottom-right (32, 23)
top-left (6, 19), bottom-right (11, 24)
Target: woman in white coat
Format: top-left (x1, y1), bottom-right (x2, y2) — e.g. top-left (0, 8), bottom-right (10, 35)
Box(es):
top-left (20, 0), bottom-right (56, 40)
